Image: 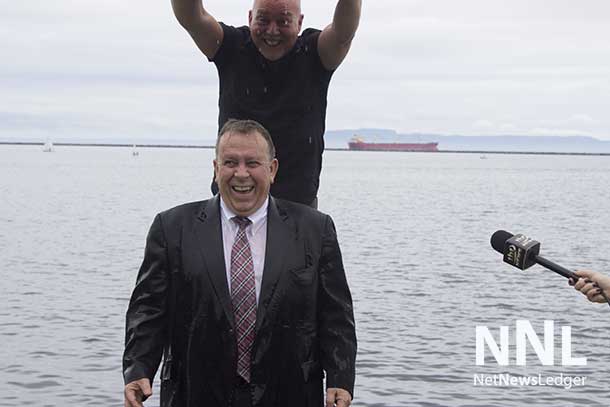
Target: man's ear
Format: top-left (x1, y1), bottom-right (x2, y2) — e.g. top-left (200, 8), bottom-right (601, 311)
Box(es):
top-left (248, 9), bottom-right (253, 25)
top-left (269, 158), bottom-right (279, 183)
top-left (213, 159), bottom-right (219, 181)
top-left (298, 14), bottom-right (304, 31)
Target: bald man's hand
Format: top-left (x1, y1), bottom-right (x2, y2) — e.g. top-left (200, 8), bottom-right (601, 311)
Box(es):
top-left (124, 378), bottom-right (152, 407)
top-left (326, 387), bottom-right (352, 407)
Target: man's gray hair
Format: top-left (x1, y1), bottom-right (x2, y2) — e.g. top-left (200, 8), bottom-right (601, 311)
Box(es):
top-left (216, 119), bottom-right (276, 160)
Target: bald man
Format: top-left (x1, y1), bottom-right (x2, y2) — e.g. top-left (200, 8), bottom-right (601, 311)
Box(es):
top-left (171, 0), bottom-right (362, 207)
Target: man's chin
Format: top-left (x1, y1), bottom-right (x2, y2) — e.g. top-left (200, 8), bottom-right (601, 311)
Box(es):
top-left (228, 199), bottom-right (257, 217)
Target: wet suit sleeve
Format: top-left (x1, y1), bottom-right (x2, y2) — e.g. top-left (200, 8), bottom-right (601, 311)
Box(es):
top-left (123, 214), bottom-right (170, 385)
top-left (318, 215), bottom-right (357, 396)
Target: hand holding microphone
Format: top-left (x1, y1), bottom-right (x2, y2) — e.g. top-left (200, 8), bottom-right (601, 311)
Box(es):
top-left (489, 230), bottom-right (578, 280)
top-left (571, 270), bottom-right (610, 304)
top-left (490, 230), bottom-right (610, 307)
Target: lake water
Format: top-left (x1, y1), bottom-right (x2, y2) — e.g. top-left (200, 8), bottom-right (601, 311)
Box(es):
top-left (1, 145), bottom-right (609, 406)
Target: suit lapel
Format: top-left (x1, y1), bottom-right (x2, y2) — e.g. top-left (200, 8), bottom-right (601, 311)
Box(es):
top-left (192, 195), bottom-right (235, 328)
top-left (255, 197), bottom-right (294, 334)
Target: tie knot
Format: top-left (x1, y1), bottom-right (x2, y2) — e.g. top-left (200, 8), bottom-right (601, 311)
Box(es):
top-left (232, 216), bottom-right (251, 229)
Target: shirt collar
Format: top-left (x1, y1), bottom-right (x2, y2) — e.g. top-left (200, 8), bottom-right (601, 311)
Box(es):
top-left (219, 195), bottom-right (269, 229)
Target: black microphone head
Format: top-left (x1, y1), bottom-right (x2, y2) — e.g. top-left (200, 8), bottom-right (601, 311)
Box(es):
top-left (490, 230), bottom-right (541, 270)
top-left (490, 230), bottom-right (514, 253)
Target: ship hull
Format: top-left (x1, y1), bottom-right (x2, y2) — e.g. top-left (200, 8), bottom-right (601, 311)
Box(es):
top-left (348, 142), bottom-right (438, 152)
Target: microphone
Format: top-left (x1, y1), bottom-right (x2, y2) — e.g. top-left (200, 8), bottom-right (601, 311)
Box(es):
top-left (490, 230), bottom-right (579, 280)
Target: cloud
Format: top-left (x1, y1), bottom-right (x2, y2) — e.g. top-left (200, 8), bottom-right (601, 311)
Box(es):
top-left (472, 120), bottom-right (494, 130)
top-left (568, 114), bottom-right (596, 125)
top-left (2, 1), bottom-right (610, 140)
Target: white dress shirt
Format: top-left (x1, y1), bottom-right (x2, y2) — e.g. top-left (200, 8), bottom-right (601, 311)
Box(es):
top-left (219, 197), bottom-right (268, 304)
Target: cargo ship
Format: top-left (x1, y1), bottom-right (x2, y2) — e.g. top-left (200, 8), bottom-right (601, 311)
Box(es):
top-left (348, 136), bottom-right (438, 152)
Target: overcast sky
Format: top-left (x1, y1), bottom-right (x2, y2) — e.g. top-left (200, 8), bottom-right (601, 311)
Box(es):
top-left (2, 0), bottom-right (610, 142)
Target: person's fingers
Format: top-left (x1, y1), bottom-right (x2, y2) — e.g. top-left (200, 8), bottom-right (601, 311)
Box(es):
top-left (575, 278), bottom-right (597, 290)
top-left (573, 278), bottom-right (587, 290)
top-left (336, 398), bottom-right (351, 407)
top-left (573, 270), bottom-right (610, 303)
top-left (124, 379), bottom-right (151, 407)
top-left (595, 275), bottom-right (610, 293)
top-left (579, 282), bottom-right (598, 296)
top-left (575, 269), bottom-right (595, 279)
top-left (586, 288), bottom-right (604, 303)
top-left (326, 388), bottom-right (352, 407)
top-left (140, 379), bottom-right (152, 400)
top-left (576, 271), bottom-right (605, 287)
top-left (326, 388), bottom-right (337, 407)
top-left (124, 387), bottom-right (142, 407)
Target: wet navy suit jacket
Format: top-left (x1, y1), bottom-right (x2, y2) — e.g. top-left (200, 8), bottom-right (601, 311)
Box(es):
top-left (123, 195), bottom-right (356, 406)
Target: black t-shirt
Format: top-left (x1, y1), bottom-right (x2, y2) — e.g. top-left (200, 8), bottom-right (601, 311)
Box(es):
top-left (211, 23), bottom-right (334, 205)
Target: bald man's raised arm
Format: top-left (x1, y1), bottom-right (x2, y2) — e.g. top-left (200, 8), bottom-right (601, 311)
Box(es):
top-left (171, 0), bottom-right (223, 59)
top-left (318, 0), bottom-right (362, 71)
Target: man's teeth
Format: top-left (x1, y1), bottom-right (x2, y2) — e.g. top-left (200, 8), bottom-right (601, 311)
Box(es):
top-left (264, 39), bottom-right (280, 47)
top-left (233, 186), bottom-right (253, 192)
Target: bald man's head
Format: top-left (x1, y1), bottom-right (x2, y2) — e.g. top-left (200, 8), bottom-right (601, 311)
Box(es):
top-left (249, 0), bottom-right (304, 61)
top-left (252, 0), bottom-right (301, 14)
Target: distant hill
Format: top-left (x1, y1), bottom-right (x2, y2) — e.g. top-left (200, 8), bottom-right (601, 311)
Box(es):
top-left (3, 129), bottom-right (610, 153)
top-left (325, 129), bottom-right (610, 153)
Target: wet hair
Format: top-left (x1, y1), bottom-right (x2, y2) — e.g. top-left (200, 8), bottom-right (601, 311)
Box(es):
top-left (216, 119), bottom-right (276, 160)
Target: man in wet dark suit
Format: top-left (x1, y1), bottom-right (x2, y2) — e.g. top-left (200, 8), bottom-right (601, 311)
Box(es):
top-left (123, 120), bottom-right (356, 406)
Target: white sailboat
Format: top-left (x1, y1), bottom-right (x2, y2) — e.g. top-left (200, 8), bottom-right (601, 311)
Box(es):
top-left (42, 139), bottom-right (54, 152)
top-left (131, 144), bottom-right (139, 156)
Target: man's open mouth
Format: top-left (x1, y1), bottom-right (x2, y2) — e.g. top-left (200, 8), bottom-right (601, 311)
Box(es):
top-left (263, 38), bottom-right (281, 47)
top-left (232, 185), bottom-right (254, 193)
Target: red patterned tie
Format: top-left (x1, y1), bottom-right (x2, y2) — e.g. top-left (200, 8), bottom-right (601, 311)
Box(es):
top-left (230, 216), bottom-right (257, 382)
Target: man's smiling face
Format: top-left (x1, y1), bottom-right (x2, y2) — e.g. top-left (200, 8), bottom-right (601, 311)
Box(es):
top-left (214, 130), bottom-right (278, 217)
top-left (249, 0), bottom-right (303, 61)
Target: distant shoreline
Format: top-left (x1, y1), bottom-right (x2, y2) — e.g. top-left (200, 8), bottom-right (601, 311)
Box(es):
top-left (1, 141), bottom-right (609, 156)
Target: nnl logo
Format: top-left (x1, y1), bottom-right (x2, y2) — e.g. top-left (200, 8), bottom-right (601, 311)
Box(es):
top-left (476, 320), bottom-right (587, 366)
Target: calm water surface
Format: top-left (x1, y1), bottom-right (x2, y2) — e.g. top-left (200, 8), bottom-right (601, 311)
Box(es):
top-left (1, 146), bottom-right (609, 406)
